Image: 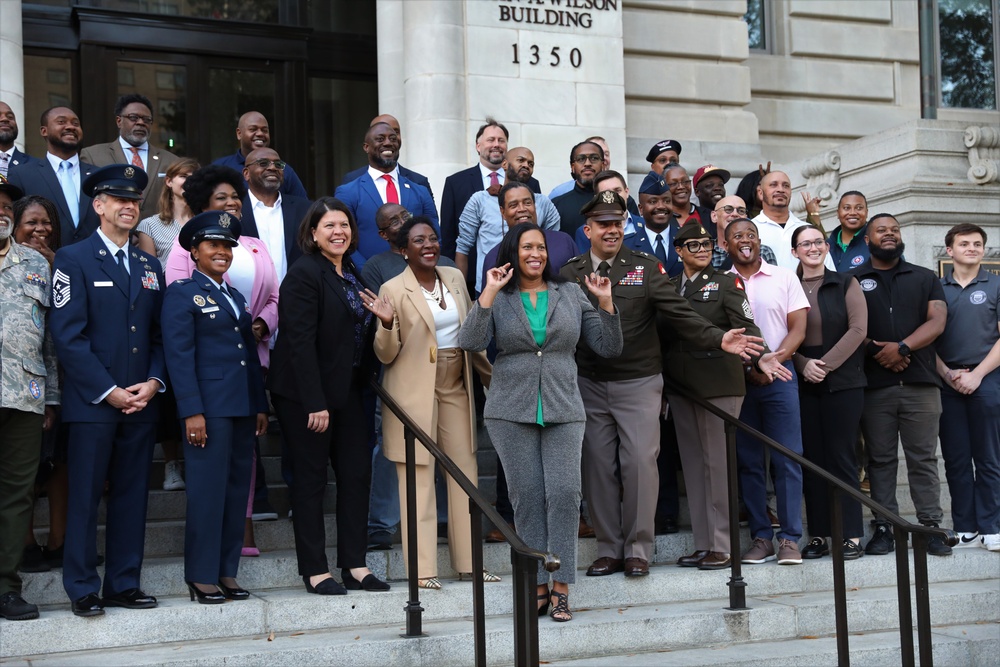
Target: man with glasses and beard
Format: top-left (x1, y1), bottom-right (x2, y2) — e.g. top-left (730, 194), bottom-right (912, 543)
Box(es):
top-left (851, 213), bottom-right (952, 557)
top-left (551, 140), bottom-right (606, 236)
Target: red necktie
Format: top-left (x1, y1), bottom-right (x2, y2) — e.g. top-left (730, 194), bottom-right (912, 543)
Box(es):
top-left (382, 174), bottom-right (399, 204)
top-left (487, 171), bottom-right (501, 196)
top-left (128, 147), bottom-right (143, 169)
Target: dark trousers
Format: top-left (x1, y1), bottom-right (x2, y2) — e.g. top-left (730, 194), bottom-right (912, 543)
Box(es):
top-left (656, 413), bottom-right (680, 522)
top-left (799, 383), bottom-right (864, 538)
top-left (183, 416), bottom-right (255, 583)
top-left (274, 390), bottom-right (370, 576)
top-left (940, 370), bottom-right (1000, 534)
top-left (63, 421), bottom-right (155, 600)
top-left (0, 409), bottom-right (43, 595)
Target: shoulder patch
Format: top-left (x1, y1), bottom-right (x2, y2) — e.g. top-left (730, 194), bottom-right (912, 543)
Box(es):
top-left (52, 269), bottom-right (71, 308)
top-left (658, 263), bottom-right (666, 275)
top-left (733, 276), bottom-right (745, 291)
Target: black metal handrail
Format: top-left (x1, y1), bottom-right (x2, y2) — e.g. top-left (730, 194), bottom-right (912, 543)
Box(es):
top-left (371, 380), bottom-right (559, 667)
top-left (662, 377), bottom-right (956, 667)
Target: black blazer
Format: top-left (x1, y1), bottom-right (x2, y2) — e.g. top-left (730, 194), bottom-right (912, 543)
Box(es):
top-left (239, 193), bottom-right (312, 270)
top-left (440, 164), bottom-right (540, 258)
top-left (341, 164), bottom-right (433, 201)
top-left (268, 253), bottom-right (375, 413)
top-left (6, 156), bottom-right (100, 245)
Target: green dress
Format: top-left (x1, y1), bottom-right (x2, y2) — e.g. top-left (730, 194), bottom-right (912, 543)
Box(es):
top-left (520, 290), bottom-right (548, 426)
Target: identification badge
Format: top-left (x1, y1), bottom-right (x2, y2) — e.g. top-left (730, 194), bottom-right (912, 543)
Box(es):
top-left (201, 306), bottom-right (220, 313)
top-left (93, 280), bottom-right (114, 287)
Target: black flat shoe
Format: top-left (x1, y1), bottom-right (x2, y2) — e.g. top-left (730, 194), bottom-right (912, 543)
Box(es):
top-left (71, 593), bottom-right (104, 617)
top-left (186, 582), bottom-right (225, 604)
top-left (303, 575), bottom-right (347, 595)
top-left (102, 588), bottom-right (157, 609)
top-left (218, 581), bottom-right (250, 600)
top-left (342, 569), bottom-right (390, 592)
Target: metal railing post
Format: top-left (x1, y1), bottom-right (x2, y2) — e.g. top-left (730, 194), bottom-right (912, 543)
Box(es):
top-left (912, 532), bottom-right (934, 666)
top-left (894, 525), bottom-right (915, 665)
top-left (724, 420), bottom-right (747, 610)
top-left (511, 550), bottom-right (539, 667)
top-left (829, 487), bottom-right (850, 665)
top-left (401, 426), bottom-right (424, 638)
top-left (470, 500), bottom-right (486, 667)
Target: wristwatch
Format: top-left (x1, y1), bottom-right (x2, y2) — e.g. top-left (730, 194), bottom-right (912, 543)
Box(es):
top-left (897, 341), bottom-right (911, 356)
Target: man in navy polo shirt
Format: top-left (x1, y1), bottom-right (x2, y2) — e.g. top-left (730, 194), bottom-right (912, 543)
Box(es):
top-left (936, 223), bottom-right (1000, 552)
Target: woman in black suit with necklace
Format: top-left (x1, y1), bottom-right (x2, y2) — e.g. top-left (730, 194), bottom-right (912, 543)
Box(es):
top-left (269, 197), bottom-right (389, 595)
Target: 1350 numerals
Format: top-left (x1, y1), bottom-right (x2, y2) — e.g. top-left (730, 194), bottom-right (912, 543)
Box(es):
top-left (512, 44), bottom-right (582, 68)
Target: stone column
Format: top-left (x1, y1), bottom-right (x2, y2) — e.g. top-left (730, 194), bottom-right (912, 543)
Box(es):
top-left (0, 0), bottom-right (26, 151)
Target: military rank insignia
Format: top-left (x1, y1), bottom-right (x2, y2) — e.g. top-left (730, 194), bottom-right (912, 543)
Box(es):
top-left (618, 266), bottom-right (644, 286)
top-left (52, 269), bottom-right (71, 308)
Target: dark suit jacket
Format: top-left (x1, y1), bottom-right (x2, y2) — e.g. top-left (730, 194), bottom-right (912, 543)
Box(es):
top-left (663, 268), bottom-right (761, 398)
top-left (239, 193), bottom-right (312, 270)
top-left (7, 156), bottom-right (100, 245)
top-left (632, 217), bottom-right (682, 278)
top-left (440, 165), bottom-right (540, 258)
top-left (49, 233), bottom-right (166, 422)
top-left (268, 253), bottom-right (375, 413)
top-left (341, 164), bottom-right (433, 201)
top-left (333, 172), bottom-right (437, 261)
top-left (79, 141), bottom-right (180, 221)
top-left (8, 147), bottom-right (32, 169)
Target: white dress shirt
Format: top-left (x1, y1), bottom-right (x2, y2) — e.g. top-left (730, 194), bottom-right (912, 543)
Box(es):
top-left (248, 191), bottom-right (287, 282)
top-left (368, 165), bottom-right (401, 204)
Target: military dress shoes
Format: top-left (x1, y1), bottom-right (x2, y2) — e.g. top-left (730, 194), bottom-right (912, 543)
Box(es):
top-left (71, 593), bottom-right (105, 617)
top-left (0, 592), bottom-right (39, 621)
top-left (102, 588), bottom-right (157, 609)
top-left (586, 557), bottom-right (624, 576)
top-left (624, 558), bottom-right (649, 577)
top-left (677, 550), bottom-right (710, 567)
top-left (697, 552), bottom-right (732, 570)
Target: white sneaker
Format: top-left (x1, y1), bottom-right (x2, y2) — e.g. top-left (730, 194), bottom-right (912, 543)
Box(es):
top-left (163, 460), bottom-right (186, 491)
top-left (981, 534), bottom-right (1000, 552)
top-left (956, 531), bottom-right (980, 548)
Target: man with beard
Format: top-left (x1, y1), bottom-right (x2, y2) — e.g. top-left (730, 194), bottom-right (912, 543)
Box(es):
top-left (726, 218), bottom-right (808, 565)
top-left (240, 147), bottom-right (311, 283)
top-left (710, 195), bottom-right (777, 271)
top-left (441, 119), bottom-right (540, 263)
top-left (334, 121), bottom-right (437, 262)
top-left (213, 111), bottom-right (308, 199)
top-left (80, 94), bottom-right (180, 221)
top-left (551, 140), bottom-right (605, 236)
top-left (752, 170), bottom-right (834, 271)
top-left (663, 164), bottom-right (714, 233)
top-left (456, 147), bottom-right (560, 291)
top-left (0, 101), bottom-right (32, 176)
top-left (341, 114), bottom-right (433, 199)
top-left (693, 164), bottom-right (730, 211)
top-left (7, 106), bottom-right (99, 245)
top-left (0, 175), bottom-right (60, 621)
top-left (636, 171), bottom-right (682, 278)
top-left (548, 135), bottom-right (610, 200)
top-left (561, 192), bottom-right (764, 578)
top-left (851, 213), bottom-right (951, 556)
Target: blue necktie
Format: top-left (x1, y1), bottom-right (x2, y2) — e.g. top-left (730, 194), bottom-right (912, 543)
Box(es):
top-left (115, 249), bottom-right (129, 290)
top-left (58, 161), bottom-right (80, 228)
top-left (654, 234), bottom-right (668, 264)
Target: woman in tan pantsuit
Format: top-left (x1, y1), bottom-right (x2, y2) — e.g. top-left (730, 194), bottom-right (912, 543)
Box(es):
top-left (364, 217), bottom-right (494, 589)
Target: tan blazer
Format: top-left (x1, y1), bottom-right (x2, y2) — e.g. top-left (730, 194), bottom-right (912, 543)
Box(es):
top-left (375, 265), bottom-right (491, 465)
top-left (80, 141), bottom-right (180, 221)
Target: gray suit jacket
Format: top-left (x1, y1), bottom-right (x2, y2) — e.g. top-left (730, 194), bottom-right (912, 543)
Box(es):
top-left (459, 281), bottom-right (622, 424)
top-left (80, 141), bottom-right (180, 222)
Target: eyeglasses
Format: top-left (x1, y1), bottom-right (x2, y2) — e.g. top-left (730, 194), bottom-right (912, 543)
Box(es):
top-left (716, 205), bottom-right (748, 216)
top-left (667, 179), bottom-right (692, 190)
top-left (249, 159), bottom-right (286, 170)
top-left (572, 154), bottom-right (603, 165)
top-left (681, 240), bottom-right (714, 252)
top-left (119, 113), bottom-right (153, 124)
top-left (795, 239), bottom-right (827, 250)
top-left (378, 211), bottom-right (411, 231)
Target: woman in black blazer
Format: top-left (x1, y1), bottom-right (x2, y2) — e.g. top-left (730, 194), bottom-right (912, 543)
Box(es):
top-left (269, 197), bottom-right (389, 595)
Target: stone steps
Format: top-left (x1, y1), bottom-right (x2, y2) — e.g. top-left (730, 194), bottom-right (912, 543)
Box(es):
top-left (3, 549), bottom-right (997, 663)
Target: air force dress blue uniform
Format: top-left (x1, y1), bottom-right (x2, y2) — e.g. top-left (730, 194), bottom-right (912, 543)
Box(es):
top-left (48, 165), bottom-right (165, 611)
top-left (161, 212), bottom-right (268, 587)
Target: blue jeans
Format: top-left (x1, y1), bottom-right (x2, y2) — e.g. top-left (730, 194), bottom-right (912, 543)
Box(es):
top-left (736, 362), bottom-right (803, 542)
top-left (368, 399), bottom-right (400, 534)
top-left (939, 369), bottom-right (1000, 534)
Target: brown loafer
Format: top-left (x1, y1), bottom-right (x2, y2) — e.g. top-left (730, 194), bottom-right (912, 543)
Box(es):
top-left (623, 557), bottom-right (649, 577)
top-left (697, 551), bottom-right (732, 570)
top-left (586, 556), bottom-right (624, 576)
top-left (677, 550), bottom-right (710, 567)
top-left (578, 517), bottom-right (596, 538)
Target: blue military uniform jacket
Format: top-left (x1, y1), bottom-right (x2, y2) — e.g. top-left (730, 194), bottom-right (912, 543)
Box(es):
top-left (49, 232), bottom-right (166, 422)
top-left (161, 271), bottom-right (268, 419)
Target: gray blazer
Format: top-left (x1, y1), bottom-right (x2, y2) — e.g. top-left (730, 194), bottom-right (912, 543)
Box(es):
top-left (459, 281), bottom-right (622, 424)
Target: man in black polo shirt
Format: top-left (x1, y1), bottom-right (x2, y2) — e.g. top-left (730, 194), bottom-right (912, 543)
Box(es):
top-left (551, 140), bottom-right (604, 236)
top-left (851, 213), bottom-right (951, 556)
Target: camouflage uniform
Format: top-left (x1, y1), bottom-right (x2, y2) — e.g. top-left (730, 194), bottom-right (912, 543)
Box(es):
top-left (0, 241), bottom-right (60, 596)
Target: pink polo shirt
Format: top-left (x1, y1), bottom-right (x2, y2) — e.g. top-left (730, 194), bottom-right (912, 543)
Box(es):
top-left (729, 261), bottom-right (809, 350)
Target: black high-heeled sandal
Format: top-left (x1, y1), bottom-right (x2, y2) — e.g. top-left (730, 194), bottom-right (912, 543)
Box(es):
top-left (537, 587), bottom-right (550, 617)
top-left (218, 580), bottom-right (250, 600)
top-left (342, 569), bottom-right (390, 592)
top-left (549, 590), bottom-right (572, 622)
top-left (303, 575), bottom-right (347, 595)
top-left (186, 581), bottom-right (225, 605)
